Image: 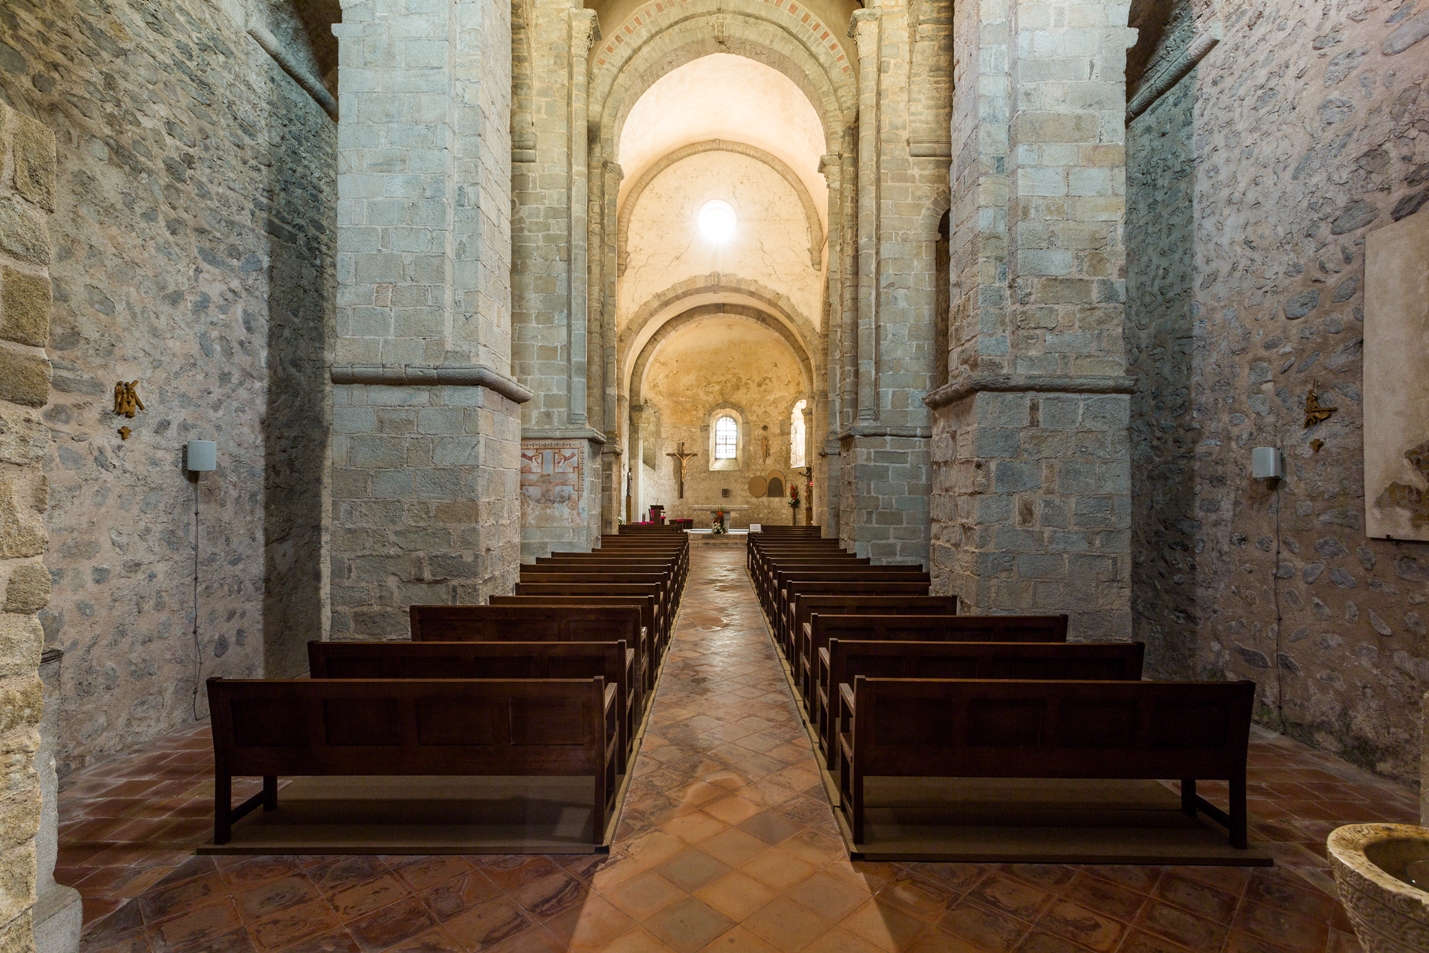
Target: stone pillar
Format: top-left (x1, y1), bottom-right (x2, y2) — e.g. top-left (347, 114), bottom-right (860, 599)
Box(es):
top-left (512, 0), bottom-right (604, 558)
top-left (34, 652), bottom-right (80, 953)
top-left (835, 1), bottom-right (934, 566)
top-left (329, 0), bottom-right (529, 639)
top-left (927, 0), bottom-right (1136, 640)
top-left (628, 405), bottom-right (644, 522)
top-left (0, 101), bottom-right (55, 953)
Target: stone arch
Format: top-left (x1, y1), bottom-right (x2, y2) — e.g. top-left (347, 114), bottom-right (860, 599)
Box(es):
top-left (594, 0), bottom-right (854, 80)
top-left (619, 274), bottom-right (821, 393)
top-left (618, 140), bottom-right (827, 274)
top-left (591, 4), bottom-right (857, 159)
top-left (629, 303), bottom-right (814, 407)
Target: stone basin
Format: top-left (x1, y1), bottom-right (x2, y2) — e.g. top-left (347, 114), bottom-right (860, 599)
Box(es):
top-left (1328, 824), bottom-right (1429, 953)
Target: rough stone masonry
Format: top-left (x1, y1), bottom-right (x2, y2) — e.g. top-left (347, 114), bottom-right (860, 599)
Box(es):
top-left (0, 98), bottom-right (54, 953)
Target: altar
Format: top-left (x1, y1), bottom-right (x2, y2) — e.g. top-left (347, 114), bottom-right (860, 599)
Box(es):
top-left (691, 504), bottom-right (748, 531)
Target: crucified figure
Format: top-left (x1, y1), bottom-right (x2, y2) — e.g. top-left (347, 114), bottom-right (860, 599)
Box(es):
top-left (666, 442), bottom-right (698, 499)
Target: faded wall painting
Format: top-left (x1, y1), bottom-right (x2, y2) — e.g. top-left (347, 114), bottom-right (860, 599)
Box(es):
top-left (1364, 211), bottom-right (1429, 542)
top-left (521, 441), bottom-right (583, 522)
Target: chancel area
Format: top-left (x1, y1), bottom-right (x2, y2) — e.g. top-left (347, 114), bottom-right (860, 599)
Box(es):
top-left (1, 0), bottom-right (1429, 951)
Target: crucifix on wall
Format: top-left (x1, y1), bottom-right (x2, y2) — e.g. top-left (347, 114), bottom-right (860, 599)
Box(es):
top-left (666, 442), bottom-right (698, 499)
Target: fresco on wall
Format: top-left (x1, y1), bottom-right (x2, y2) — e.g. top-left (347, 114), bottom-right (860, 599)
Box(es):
top-left (521, 442), bottom-right (583, 522)
top-left (1364, 212), bottom-right (1429, 542)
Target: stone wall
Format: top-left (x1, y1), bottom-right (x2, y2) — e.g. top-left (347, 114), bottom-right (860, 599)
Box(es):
top-left (1127, 0), bottom-right (1429, 782)
top-left (330, 0), bottom-right (525, 624)
top-left (0, 98), bottom-right (53, 953)
top-left (637, 316), bottom-right (808, 528)
top-left (928, 0), bottom-right (1136, 635)
top-left (1, 0), bottom-right (334, 773)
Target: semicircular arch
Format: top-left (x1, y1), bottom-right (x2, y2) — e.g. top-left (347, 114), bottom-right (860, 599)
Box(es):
top-left (630, 304), bottom-right (814, 408)
top-left (619, 273), bottom-right (821, 393)
top-left (592, 7), bottom-right (855, 160)
top-left (618, 140), bottom-right (826, 275)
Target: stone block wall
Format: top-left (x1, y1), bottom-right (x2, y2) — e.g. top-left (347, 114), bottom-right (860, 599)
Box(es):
top-left (838, 434), bottom-right (931, 564)
top-left (929, 0), bottom-right (1135, 634)
top-left (1, 0), bottom-right (334, 773)
top-left (931, 390), bottom-right (1132, 639)
top-left (330, 383), bottom-right (520, 638)
top-left (331, 0), bottom-right (525, 622)
top-left (1127, 0), bottom-right (1429, 782)
top-left (0, 99), bottom-right (52, 953)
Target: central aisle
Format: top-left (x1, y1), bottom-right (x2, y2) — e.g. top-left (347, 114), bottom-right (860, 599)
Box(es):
top-left (597, 541), bottom-right (896, 952)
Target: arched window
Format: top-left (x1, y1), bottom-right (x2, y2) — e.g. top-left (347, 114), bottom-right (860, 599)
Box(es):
top-left (790, 400), bottom-right (807, 468)
top-left (714, 416), bottom-right (738, 459)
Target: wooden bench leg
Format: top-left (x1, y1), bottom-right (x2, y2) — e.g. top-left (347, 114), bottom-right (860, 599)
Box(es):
top-left (264, 776), bottom-right (278, 811)
top-left (1180, 778), bottom-right (1196, 816)
top-left (215, 773), bottom-right (232, 845)
top-left (1229, 770), bottom-right (1248, 849)
top-left (593, 774), bottom-right (606, 845)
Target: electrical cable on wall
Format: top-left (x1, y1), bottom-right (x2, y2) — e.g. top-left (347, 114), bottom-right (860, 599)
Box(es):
top-left (1272, 478), bottom-right (1285, 732)
top-left (186, 440), bottom-right (217, 720)
top-left (191, 477), bottom-right (203, 720)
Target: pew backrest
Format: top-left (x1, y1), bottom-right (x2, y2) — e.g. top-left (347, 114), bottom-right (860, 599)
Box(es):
top-left (209, 677), bottom-right (613, 777)
top-left (848, 677), bottom-right (1254, 782)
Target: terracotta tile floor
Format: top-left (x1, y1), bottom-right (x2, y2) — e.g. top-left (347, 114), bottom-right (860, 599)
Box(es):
top-left (62, 542), bottom-right (1419, 952)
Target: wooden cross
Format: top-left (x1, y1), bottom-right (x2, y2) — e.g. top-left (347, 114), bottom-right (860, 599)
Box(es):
top-left (666, 442), bottom-right (698, 499)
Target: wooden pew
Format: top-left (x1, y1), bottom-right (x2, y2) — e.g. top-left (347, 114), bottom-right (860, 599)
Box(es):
top-left (754, 557), bottom-right (869, 616)
top-left (536, 554), bottom-right (687, 595)
top-left (820, 638), bottom-right (1140, 768)
top-left (835, 677), bottom-right (1256, 847)
top-left (510, 583), bottom-right (669, 665)
top-left (803, 611), bottom-right (1063, 713)
top-left (519, 571), bottom-right (676, 625)
top-left (487, 595), bottom-right (663, 683)
top-left (206, 676), bottom-right (620, 846)
top-left (783, 582), bottom-right (937, 657)
top-left (783, 597), bottom-right (960, 671)
top-left (409, 604), bottom-right (649, 705)
top-left (308, 640), bottom-right (635, 771)
top-left (772, 569), bottom-right (929, 635)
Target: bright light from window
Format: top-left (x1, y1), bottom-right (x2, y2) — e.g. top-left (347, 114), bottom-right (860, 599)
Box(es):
top-left (714, 415), bottom-right (737, 459)
top-left (698, 200), bottom-right (737, 243)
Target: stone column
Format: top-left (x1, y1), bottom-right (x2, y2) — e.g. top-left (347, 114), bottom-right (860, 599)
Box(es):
top-left (835, 1), bottom-right (934, 565)
top-left (0, 101), bottom-right (56, 953)
top-left (628, 405), bottom-right (644, 522)
top-left (511, 1), bottom-right (604, 558)
top-left (329, 0), bottom-right (529, 639)
top-left (34, 652), bottom-right (80, 953)
top-left (927, 0), bottom-right (1136, 640)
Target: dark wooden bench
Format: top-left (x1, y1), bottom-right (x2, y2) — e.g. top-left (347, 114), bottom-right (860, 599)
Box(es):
top-left (783, 597), bottom-right (960, 671)
top-left (487, 595), bottom-right (663, 682)
top-left (409, 604), bottom-right (649, 705)
top-left (803, 611), bottom-right (1063, 711)
top-left (308, 639), bottom-right (635, 771)
top-left (773, 570), bottom-right (930, 637)
top-left (512, 583), bottom-right (669, 657)
top-left (536, 555), bottom-right (687, 594)
top-left (753, 556), bottom-right (868, 614)
top-left (835, 677), bottom-right (1256, 847)
top-left (820, 639), bottom-right (1142, 768)
top-left (206, 676), bottom-right (619, 845)
top-left (783, 582), bottom-right (937, 657)
top-left (519, 571), bottom-right (676, 623)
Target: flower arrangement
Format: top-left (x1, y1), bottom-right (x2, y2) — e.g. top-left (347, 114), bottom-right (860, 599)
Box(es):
top-left (713, 510), bottom-right (726, 534)
top-left (789, 485), bottom-right (800, 508)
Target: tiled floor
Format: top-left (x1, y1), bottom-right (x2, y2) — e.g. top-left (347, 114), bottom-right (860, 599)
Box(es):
top-left (62, 542), bottom-right (1419, 953)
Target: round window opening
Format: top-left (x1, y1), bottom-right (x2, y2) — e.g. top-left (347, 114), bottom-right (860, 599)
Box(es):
top-left (698, 200), bottom-right (737, 242)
